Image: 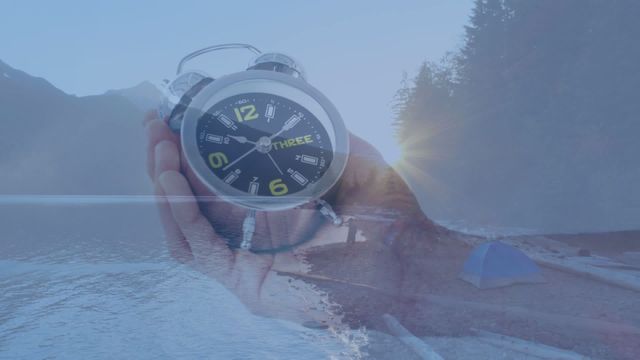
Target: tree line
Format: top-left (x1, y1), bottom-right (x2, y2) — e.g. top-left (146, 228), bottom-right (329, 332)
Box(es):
top-left (394, 0), bottom-right (640, 232)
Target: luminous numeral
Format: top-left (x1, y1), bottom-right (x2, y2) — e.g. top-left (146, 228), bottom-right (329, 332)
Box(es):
top-left (300, 155), bottom-right (318, 166)
top-left (208, 152), bottom-right (228, 169)
top-left (206, 134), bottom-right (224, 144)
top-left (269, 178), bottom-right (288, 196)
top-left (265, 104), bottom-right (276, 123)
top-left (283, 115), bottom-right (301, 130)
top-left (218, 115), bottom-right (238, 130)
top-left (249, 181), bottom-right (260, 195)
top-left (290, 171), bottom-right (308, 186)
top-left (233, 104), bottom-right (259, 122)
top-left (224, 171), bottom-right (239, 184)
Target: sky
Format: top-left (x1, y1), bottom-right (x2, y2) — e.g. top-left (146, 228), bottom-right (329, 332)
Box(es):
top-left (1, 0), bottom-right (473, 163)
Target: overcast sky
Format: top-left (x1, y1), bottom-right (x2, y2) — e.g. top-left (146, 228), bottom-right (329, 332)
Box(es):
top-left (1, 0), bottom-right (473, 163)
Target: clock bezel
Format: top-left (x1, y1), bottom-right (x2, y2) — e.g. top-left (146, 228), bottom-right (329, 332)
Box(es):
top-left (181, 70), bottom-right (349, 211)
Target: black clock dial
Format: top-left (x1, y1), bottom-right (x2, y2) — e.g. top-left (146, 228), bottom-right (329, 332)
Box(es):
top-left (196, 92), bottom-right (333, 197)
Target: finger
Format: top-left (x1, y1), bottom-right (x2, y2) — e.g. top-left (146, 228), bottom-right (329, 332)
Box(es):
top-left (347, 133), bottom-right (388, 178)
top-left (155, 183), bottom-right (193, 263)
top-left (286, 207), bottom-right (324, 245)
top-left (233, 249), bottom-right (274, 297)
top-left (333, 133), bottom-right (392, 208)
top-left (155, 140), bottom-right (181, 179)
top-left (146, 119), bottom-right (178, 180)
top-left (263, 208), bottom-right (321, 250)
top-left (143, 109), bottom-right (159, 127)
top-left (159, 170), bottom-right (234, 275)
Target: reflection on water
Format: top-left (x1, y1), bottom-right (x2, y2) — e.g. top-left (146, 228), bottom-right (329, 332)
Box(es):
top-left (0, 204), bottom-right (359, 359)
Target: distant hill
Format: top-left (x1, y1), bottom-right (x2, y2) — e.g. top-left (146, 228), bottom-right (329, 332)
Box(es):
top-left (105, 81), bottom-right (164, 112)
top-left (0, 60), bottom-right (151, 195)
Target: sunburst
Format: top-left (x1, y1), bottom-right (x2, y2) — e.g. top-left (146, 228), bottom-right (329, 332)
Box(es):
top-left (391, 119), bottom-right (461, 201)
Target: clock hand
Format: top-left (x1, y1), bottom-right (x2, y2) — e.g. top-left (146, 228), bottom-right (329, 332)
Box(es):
top-left (266, 153), bottom-right (284, 175)
top-left (228, 135), bottom-right (256, 145)
top-left (222, 147), bottom-right (257, 171)
top-left (269, 114), bottom-right (302, 140)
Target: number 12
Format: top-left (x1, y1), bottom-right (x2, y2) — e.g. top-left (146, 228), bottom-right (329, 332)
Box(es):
top-left (234, 104), bottom-right (258, 122)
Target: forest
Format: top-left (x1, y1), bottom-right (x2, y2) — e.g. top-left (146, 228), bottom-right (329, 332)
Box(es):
top-left (394, 0), bottom-right (640, 233)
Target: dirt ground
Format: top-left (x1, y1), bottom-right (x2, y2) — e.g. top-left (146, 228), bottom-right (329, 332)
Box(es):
top-left (299, 229), bottom-right (640, 359)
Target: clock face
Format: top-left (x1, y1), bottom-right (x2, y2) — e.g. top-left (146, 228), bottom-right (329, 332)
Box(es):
top-left (196, 92), bottom-right (334, 198)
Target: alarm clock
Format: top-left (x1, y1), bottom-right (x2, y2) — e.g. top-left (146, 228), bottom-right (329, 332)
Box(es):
top-left (161, 44), bottom-right (349, 252)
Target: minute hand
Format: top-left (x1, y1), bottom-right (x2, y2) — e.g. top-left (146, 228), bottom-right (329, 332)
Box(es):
top-left (222, 147), bottom-right (257, 171)
top-left (270, 114), bottom-right (302, 140)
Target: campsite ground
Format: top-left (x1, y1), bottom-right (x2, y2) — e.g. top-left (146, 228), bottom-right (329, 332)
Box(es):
top-left (298, 229), bottom-right (640, 359)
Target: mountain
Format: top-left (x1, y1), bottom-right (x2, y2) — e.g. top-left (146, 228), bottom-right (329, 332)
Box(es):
top-left (105, 81), bottom-right (164, 112)
top-left (0, 60), bottom-right (150, 195)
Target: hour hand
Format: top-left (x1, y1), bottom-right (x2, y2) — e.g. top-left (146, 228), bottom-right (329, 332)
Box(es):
top-left (270, 114), bottom-right (302, 140)
top-left (228, 135), bottom-right (256, 145)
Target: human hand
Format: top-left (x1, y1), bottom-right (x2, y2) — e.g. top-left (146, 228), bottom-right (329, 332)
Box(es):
top-left (144, 110), bottom-right (428, 323)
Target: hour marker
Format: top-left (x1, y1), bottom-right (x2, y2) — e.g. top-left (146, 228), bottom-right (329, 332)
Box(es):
top-left (249, 181), bottom-right (260, 195)
top-left (218, 114), bottom-right (237, 130)
top-left (224, 172), bottom-right (239, 184)
top-left (283, 115), bottom-right (301, 130)
top-left (291, 171), bottom-right (308, 186)
top-left (265, 104), bottom-right (276, 122)
top-left (206, 134), bottom-right (224, 144)
top-left (300, 155), bottom-right (319, 166)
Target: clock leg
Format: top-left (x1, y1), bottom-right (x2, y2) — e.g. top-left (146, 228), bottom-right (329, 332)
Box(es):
top-left (241, 209), bottom-right (257, 250)
top-left (316, 199), bottom-right (342, 226)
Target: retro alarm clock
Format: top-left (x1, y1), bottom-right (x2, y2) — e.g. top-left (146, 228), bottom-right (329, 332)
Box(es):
top-left (160, 44), bottom-right (349, 252)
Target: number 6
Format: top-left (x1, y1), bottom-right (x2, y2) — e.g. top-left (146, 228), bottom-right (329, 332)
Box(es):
top-left (269, 178), bottom-right (288, 196)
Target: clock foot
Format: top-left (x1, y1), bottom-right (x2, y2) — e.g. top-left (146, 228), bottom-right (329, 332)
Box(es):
top-left (241, 210), bottom-right (256, 250)
top-left (316, 199), bottom-right (342, 226)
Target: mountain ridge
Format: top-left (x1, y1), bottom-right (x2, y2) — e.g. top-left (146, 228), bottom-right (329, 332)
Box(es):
top-left (0, 59), bottom-right (150, 195)
top-left (105, 80), bottom-right (164, 112)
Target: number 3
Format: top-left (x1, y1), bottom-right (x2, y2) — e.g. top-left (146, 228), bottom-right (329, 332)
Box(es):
top-left (269, 178), bottom-right (288, 196)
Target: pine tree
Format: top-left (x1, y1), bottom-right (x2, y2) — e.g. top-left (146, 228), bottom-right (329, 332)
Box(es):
top-left (394, 0), bottom-right (640, 231)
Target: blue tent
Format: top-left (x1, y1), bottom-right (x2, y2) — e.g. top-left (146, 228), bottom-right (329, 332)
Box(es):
top-left (460, 241), bottom-right (545, 289)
